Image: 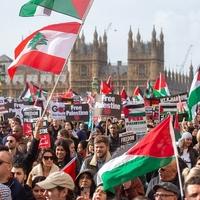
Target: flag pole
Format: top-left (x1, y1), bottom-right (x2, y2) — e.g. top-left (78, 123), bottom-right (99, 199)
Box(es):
top-left (81, 0), bottom-right (94, 24)
top-left (40, 1), bottom-right (94, 118)
top-left (169, 115), bottom-right (184, 199)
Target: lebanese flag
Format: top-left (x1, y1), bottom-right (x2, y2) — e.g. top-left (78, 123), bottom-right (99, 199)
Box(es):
top-left (98, 116), bottom-right (175, 191)
top-left (61, 157), bottom-right (77, 181)
top-left (8, 22), bottom-right (81, 79)
top-left (153, 73), bottom-right (170, 97)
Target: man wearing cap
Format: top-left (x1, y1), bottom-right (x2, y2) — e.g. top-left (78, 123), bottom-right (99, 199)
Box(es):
top-left (146, 158), bottom-right (187, 199)
top-left (37, 171), bottom-right (75, 200)
top-left (153, 182), bottom-right (180, 200)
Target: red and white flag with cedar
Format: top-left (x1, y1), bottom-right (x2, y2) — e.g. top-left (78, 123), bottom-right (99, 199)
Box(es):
top-left (8, 22), bottom-right (81, 79)
top-left (61, 156), bottom-right (77, 181)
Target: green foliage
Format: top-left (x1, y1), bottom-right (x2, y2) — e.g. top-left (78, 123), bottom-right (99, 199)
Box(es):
top-left (28, 32), bottom-right (48, 50)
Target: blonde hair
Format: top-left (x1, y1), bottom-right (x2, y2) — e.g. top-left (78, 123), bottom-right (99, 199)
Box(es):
top-left (182, 166), bottom-right (200, 183)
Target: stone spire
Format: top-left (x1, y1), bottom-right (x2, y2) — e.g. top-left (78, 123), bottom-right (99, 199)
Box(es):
top-left (137, 29), bottom-right (141, 42)
top-left (189, 61), bottom-right (194, 85)
top-left (81, 31), bottom-right (85, 44)
top-left (93, 27), bottom-right (98, 48)
top-left (160, 28), bottom-right (164, 42)
top-left (128, 26), bottom-right (133, 49)
top-left (151, 25), bottom-right (156, 47)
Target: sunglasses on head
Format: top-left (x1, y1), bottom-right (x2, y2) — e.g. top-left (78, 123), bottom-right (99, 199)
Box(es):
top-left (43, 156), bottom-right (53, 160)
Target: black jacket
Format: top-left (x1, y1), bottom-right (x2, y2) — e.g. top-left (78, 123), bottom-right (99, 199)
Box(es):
top-left (4, 178), bottom-right (26, 200)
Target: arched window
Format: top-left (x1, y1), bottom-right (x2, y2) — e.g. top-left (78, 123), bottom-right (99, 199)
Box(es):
top-left (138, 64), bottom-right (147, 78)
top-left (80, 65), bottom-right (88, 77)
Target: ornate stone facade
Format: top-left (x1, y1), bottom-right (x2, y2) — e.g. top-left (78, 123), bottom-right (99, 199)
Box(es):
top-left (0, 27), bottom-right (193, 98)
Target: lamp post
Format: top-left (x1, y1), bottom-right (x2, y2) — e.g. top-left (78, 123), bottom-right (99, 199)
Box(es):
top-left (91, 77), bottom-right (99, 95)
top-left (0, 64), bottom-right (5, 97)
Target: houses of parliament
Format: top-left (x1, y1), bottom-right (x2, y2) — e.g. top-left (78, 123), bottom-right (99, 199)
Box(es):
top-left (0, 27), bottom-right (194, 98)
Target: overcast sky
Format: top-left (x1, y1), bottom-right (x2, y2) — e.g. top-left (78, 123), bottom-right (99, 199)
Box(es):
top-left (1, 0), bottom-right (200, 74)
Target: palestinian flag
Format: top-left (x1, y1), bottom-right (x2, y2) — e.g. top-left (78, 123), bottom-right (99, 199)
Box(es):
top-left (120, 86), bottom-right (128, 101)
top-left (188, 68), bottom-right (200, 120)
top-left (20, 82), bottom-right (48, 101)
top-left (62, 156), bottom-right (77, 181)
top-left (19, 1), bottom-right (52, 17)
top-left (32, 0), bottom-right (92, 20)
top-left (123, 102), bottom-right (145, 118)
top-left (8, 22), bottom-right (81, 80)
top-left (133, 86), bottom-right (143, 101)
top-left (153, 73), bottom-right (170, 97)
top-left (98, 116), bottom-right (175, 192)
top-left (100, 81), bottom-right (112, 95)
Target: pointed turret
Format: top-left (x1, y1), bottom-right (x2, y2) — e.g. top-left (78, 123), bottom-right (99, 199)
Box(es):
top-left (93, 28), bottom-right (99, 49)
top-left (81, 31), bottom-right (85, 44)
top-left (103, 31), bottom-right (107, 43)
top-left (152, 25), bottom-right (156, 41)
top-left (160, 28), bottom-right (164, 42)
top-left (137, 29), bottom-right (141, 43)
top-left (128, 26), bottom-right (133, 49)
top-left (99, 36), bottom-right (102, 46)
top-left (189, 61), bottom-right (194, 84)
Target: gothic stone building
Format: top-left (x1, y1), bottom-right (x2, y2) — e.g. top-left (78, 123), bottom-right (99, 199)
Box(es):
top-left (0, 27), bottom-right (193, 97)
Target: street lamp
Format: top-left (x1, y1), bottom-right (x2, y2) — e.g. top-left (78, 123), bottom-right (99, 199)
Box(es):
top-left (91, 77), bottom-right (99, 95)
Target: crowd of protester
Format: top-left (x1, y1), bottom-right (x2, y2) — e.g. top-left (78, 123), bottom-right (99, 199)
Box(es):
top-left (0, 114), bottom-right (200, 200)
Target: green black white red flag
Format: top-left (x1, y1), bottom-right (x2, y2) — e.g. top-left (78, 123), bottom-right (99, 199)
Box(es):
top-left (19, 1), bottom-right (52, 17)
top-left (31, 0), bottom-right (92, 20)
top-left (153, 73), bottom-right (170, 97)
top-left (187, 68), bottom-right (200, 120)
top-left (133, 86), bottom-right (144, 101)
top-left (8, 22), bottom-right (81, 80)
top-left (97, 116), bottom-right (175, 192)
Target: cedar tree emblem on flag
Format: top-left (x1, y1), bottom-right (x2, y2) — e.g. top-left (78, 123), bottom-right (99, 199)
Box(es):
top-left (28, 32), bottom-right (48, 50)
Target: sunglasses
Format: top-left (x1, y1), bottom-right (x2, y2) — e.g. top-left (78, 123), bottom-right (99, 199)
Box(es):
top-left (0, 159), bottom-right (10, 165)
top-left (43, 156), bottom-right (53, 160)
top-left (7, 140), bottom-right (14, 143)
